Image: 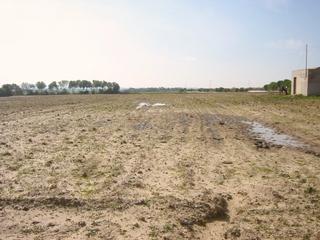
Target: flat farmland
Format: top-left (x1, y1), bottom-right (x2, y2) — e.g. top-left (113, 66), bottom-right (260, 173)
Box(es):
top-left (0, 93), bottom-right (320, 240)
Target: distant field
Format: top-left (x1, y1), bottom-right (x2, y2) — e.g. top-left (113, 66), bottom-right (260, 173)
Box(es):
top-left (0, 93), bottom-right (319, 239)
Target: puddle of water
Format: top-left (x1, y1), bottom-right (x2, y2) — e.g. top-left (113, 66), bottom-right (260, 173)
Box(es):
top-left (136, 102), bottom-right (166, 109)
top-left (242, 121), bottom-right (306, 148)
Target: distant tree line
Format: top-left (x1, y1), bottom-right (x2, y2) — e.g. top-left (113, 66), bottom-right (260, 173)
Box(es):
top-left (199, 87), bottom-right (261, 92)
top-left (124, 87), bottom-right (185, 93)
top-left (0, 80), bottom-right (120, 97)
top-left (263, 79), bottom-right (291, 93)
top-left (124, 87), bottom-right (263, 93)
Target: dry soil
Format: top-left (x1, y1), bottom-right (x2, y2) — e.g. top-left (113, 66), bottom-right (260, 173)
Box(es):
top-left (0, 93), bottom-right (319, 240)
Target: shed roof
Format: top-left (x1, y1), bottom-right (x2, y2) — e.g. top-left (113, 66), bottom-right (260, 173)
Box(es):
top-left (293, 67), bottom-right (320, 72)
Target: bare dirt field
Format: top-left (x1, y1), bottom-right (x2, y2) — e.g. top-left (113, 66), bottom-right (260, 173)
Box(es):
top-left (0, 93), bottom-right (320, 240)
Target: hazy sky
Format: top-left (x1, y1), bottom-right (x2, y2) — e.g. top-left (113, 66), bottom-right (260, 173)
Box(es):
top-left (0, 0), bottom-right (319, 88)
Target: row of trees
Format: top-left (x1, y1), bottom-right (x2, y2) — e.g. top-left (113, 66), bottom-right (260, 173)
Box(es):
top-left (124, 87), bottom-right (263, 93)
top-left (263, 79), bottom-right (291, 93)
top-left (199, 87), bottom-right (260, 92)
top-left (0, 80), bottom-right (120, 97)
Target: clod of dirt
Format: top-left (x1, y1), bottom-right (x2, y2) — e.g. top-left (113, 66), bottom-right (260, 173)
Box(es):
top-left (138, 217), bottom-right (147, 222)
top-left (133, 223), bottom-right (140, 228)
top-left (254, 140), bottom-right (270, 149)
top-left (305, 148), bottom-right (320, 158)
top-left (168, 193), bottom-right (228, 229)
top-left (47, 223), bottom-right (56, 227)
top-left (225, 227), bottom-right (262, 240)
top-left (2, 151), bottom-right (12, 156)
top-left (213, 135), bottom-right (224, 141)
top-left (49, 184), bottom-right (57, 190)
top-left (78, 221), bottom-right (87, 227)
top-left (224, 226), bottom-right (241, 239)
top-left (45, 160), bottom-right (53, 167)
top-left (222, 161), bottom-right (233, 165)
top-left (305, 186), bottom-right (317, 194)
top-left (272, 191), bottom-right (284, 199)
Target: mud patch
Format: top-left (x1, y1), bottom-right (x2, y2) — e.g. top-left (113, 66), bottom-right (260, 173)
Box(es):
top-left (242, 121), bottom-right (306, 148)
top-left (201, 114), bottom-right (224, 142)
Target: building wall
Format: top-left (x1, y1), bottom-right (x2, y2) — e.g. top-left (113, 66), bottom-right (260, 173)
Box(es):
top-left (292, 69), bottom-right (308, 95)
top-left (307, 68), bottom-right (320, 96)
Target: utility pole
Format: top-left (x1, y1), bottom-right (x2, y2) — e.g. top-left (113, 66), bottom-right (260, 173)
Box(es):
top-left (305, 44), bottom-right (308, 79)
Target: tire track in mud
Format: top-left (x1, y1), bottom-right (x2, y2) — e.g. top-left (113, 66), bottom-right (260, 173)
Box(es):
top-left (0, 192), bottom-right (230, 240)
top-left (123, 107), bottom-right (226, 200)
top-left (128, 110), bottom-right (190, 197)
top-left (169, 101), bottom-right (244, 239)
top-left (98, 109), bottom-right (154, 198)
top-left (104, 108), bottom-right (231, 239)
top-left (106, 108), bottom-right (189, 199)
top-left (190, 108), bottom-right (257, 238)
top-left (174, 101), bottom-right (255, 238)
top-left (190, 106), bottom-right (320, 239)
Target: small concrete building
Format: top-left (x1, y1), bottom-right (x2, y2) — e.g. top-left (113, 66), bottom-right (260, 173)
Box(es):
top-left (292, 67), bottom-right (320, 96)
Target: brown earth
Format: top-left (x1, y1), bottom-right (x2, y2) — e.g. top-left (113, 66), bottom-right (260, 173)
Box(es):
top-left (0, 93), bottom-right (319, 240)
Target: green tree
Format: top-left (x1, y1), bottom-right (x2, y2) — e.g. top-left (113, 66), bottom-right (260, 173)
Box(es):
top-left (9, 84), bottom-right (22, 95)
top-left (21, 82), bottom-right (36, 95)
top-left (111, 82), bottom-right (120, 93)
top-left (79, 80), bottom-right (92, 89)
top-left (58, 80), bottom-right (69, 89)
top-left (21, 82), bottom-right (35, 90)
top-left (283, 79), bottom-right (291, 93)
top-left (268, 82), bottom-right (278, 91)
top-left (264, 79), bottom-right (291, 93)
top-left (276, 80), bottom-right (284, 89)
top-left (0, 85), bottom-right (13, 96)
top-left (0, 88), bottom-right (7, 97)
top-left (0, 84), bottom-right (22, 96)
top-left (48, 81), bottom-right (58, 90)
top-left (68, 80), bottom-right (79, 88)
top-left (104, 81), bottom-right (113, 93)
top-left (92, 80), bottom-right (103, 88)
top-left (36, 81), bottom-right (46, 91)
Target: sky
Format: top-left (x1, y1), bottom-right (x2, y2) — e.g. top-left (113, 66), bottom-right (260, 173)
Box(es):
top-left (0, 0), bottom-right (320, 88)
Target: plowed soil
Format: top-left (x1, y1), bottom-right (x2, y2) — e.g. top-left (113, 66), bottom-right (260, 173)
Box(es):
top-left (0, 93), bottom-right (319, 240)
